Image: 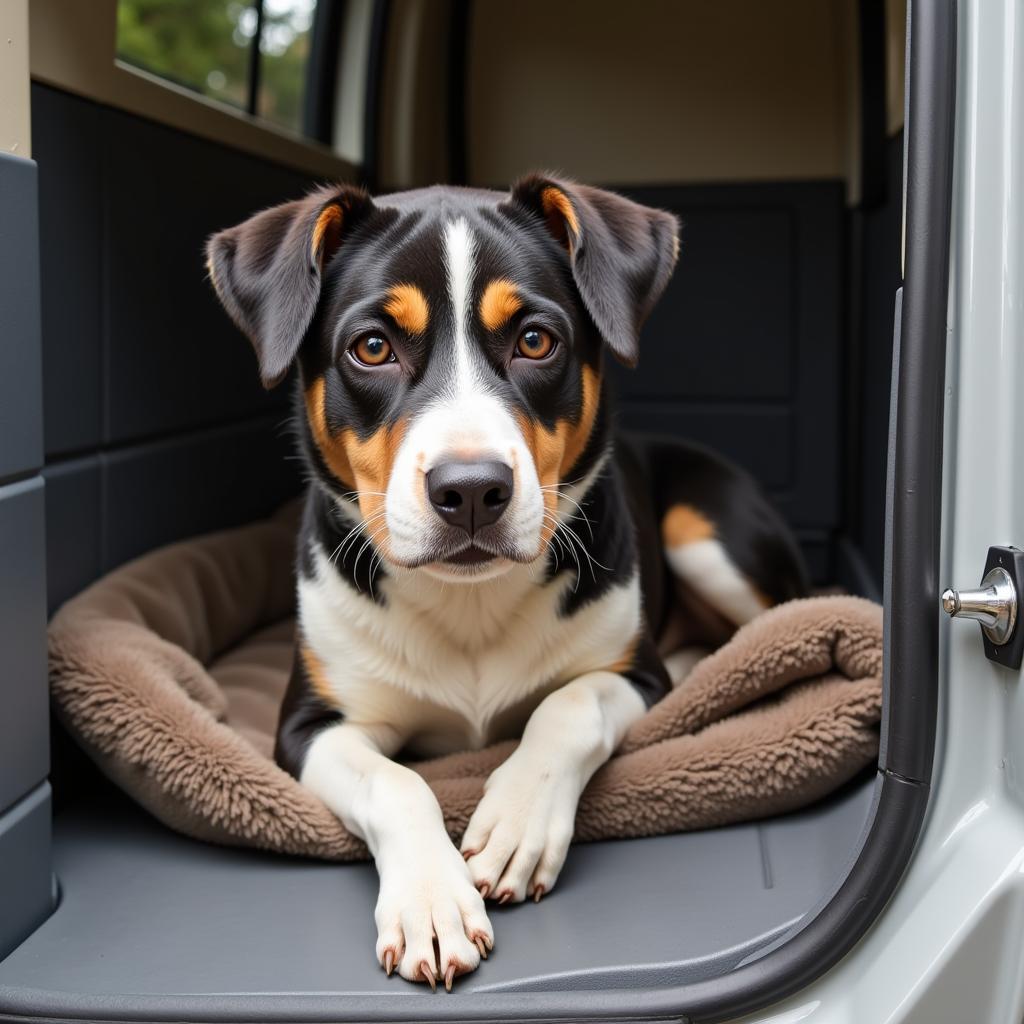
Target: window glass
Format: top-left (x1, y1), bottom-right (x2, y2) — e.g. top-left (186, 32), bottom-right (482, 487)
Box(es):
top-left (116, 0), bottom-right (320, 137)
top-left (257, 0), bottom-right (317, 133)
top-left (116, 0), bottom-right (257, 111)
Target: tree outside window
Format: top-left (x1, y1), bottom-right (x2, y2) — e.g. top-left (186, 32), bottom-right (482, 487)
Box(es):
top-left (116, 0), bottom-right (318, 136)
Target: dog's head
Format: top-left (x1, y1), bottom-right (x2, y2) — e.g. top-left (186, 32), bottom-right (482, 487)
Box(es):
top-left (207, 175), bottom-right (678, 582)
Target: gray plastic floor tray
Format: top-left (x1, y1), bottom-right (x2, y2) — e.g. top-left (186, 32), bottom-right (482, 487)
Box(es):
top-left (0, 777), bottom-right (874, 1020)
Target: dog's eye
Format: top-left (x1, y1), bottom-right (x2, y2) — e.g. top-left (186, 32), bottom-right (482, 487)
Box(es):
top-left (350, 333), bottom-right (395, 366)
top-left (515, 328), bottom-right (555, 360)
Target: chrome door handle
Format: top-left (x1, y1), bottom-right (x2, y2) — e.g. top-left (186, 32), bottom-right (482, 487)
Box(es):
top-left (942, 546), bottom-right (1024, 670)
top-left (942, 567), bottom-right (1017, 644)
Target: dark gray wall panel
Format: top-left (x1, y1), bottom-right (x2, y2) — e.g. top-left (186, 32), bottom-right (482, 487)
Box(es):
top-left (32, 86), bottom-right (103, 459)
top-left (32, 87), bottom-right (312, 605)
top-left (856, 135), bottom-right (904, 583)
top-left (614, 183), bottom-right (844, 537)
top-left (101, 107), bottom-right (309, 443)
top-left (31, 85), bottom-right (314, 452)
top-left (0, 477), bottom-right (49, 815)
top-left (793, 530), bottom-right (830, 584)
top-left (618, 402), bottom-right (793, 491)
top-left (0, 153), bottom-right (43, 482)
top-left (101, 415), bottom-right (301, 571)
top-left (42, 457), bottom-right (101, 613)
top-left (613, 207), bottom-right (794, 400)
top-left (0, 784), bottom-right (53, 961)
top-left (790, 184), bottom-right (844, 530)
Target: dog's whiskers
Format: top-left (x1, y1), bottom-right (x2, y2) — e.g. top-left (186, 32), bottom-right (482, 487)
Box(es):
top-left (331, 520), bottom-right (369, 566)
top-left (542, 508), bottom-right (610, 588)
top-left (331, 509), bottom-right (388, 566)
top-left (540, 485), bottom-right (596, 540)
top-left (559, 517), bottom-right (611, 577)
top-left (365, 521), bottom-right (391, 599)
top-left (351, 530), bottom-right (379, 581)
top-left (542, 516), bottom-right (574, 572)
top-left (542, 511), bottom-right (584, 591)
top-left (352, 517), bottom-right (393, 598)
top-left (337, 489), bottom-right (387, 503)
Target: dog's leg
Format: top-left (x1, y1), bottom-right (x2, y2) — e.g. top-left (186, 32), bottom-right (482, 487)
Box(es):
top-left (461, 671), bottom-right (645, 903)
top-left (302, 722), bottom-right (494, 988)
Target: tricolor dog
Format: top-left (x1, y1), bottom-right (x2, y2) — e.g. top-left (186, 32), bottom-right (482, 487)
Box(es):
top-left (206, 176), bottom-right (807, 991)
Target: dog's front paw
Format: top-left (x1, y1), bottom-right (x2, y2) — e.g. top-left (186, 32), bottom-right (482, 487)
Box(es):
top-left (375, 839), bottom-right (494, 990)
top-left (461, 752), bottom-right (580, 904)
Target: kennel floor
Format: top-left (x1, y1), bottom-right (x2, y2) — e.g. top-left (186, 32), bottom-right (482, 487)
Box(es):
top-left (0, 775), bottom-right (874, 1015)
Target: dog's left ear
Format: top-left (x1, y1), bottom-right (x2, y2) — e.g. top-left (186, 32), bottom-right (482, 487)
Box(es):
top-left (502, 174), bottom-right (679, 366)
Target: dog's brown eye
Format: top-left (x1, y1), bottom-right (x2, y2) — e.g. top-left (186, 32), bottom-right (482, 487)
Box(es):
top-left (351, 334), bottom-right (394, 366)
top-left (516, 328), bottom-right (555, 360)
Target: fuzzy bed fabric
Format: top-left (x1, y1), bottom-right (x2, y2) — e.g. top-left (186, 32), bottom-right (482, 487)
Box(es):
top-left (48, 506), bottom-right (884, 860)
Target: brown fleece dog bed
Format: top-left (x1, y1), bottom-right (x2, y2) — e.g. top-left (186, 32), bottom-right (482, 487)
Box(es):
top-left (48, 505), bottom-right (883, 860)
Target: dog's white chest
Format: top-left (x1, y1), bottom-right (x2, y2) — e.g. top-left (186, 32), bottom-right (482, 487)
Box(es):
top-left (299, 547), bottom-right (641, 753)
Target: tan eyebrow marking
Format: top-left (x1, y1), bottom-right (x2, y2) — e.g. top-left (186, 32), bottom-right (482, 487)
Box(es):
top-left (382, 283), bottom-right (429, 336)
top-left (479, 278), bottom-right (523, 333)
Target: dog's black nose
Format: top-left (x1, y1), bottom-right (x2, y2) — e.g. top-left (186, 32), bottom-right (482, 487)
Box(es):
top-left (426, 461), bottom-right (514, 533)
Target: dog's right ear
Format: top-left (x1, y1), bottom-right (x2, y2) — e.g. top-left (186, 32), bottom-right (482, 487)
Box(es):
top-left (206, 184), bottom-right (375, 388)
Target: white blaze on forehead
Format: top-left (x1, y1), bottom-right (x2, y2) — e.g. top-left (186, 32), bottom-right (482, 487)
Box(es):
top-left (443, 217), bottom-right (482, 394)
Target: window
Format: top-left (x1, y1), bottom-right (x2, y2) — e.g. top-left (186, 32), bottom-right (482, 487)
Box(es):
top-left (256, 1), bottom-right (317, 132)
top-left (116, 0), bottom-right (319, 137)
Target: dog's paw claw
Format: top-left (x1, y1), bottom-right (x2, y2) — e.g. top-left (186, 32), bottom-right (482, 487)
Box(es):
top-left (383, 948), bottom-right (396, 976)
top-left (419, 960), bottom-right (437, 991)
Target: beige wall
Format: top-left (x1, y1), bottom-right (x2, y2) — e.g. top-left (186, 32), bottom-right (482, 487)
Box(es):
top-left (379, 0), bottom-right (456, 189)
top-left (0, 0), bottom-right (31, 157)
top-left (467, 0), bottom-right (860, 188)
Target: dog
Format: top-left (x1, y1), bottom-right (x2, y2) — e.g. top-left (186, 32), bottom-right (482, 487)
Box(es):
top-left (206, 174), bottom-right (808, 991)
